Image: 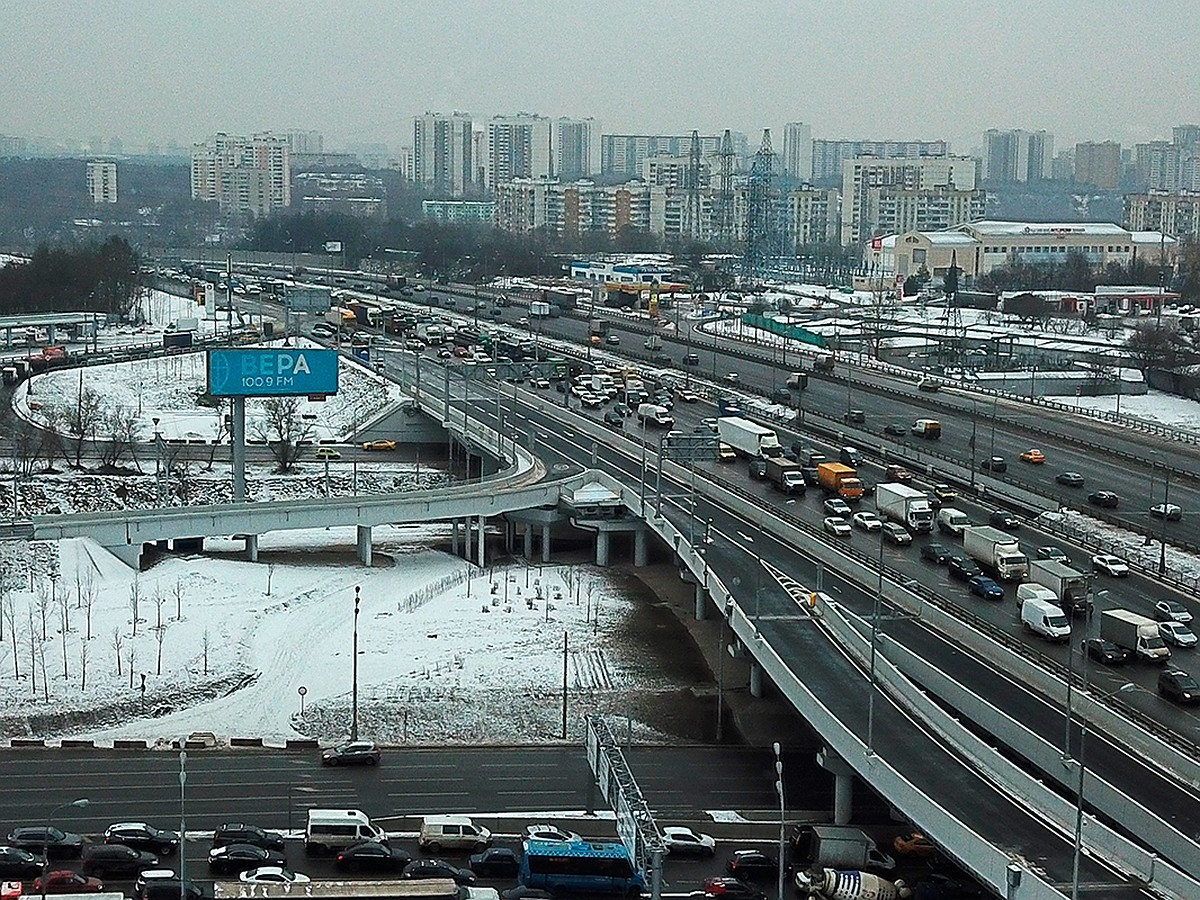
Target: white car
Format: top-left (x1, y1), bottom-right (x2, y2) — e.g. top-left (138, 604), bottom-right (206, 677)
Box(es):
top-left (532, 378), bottom-right (550, 389)
top-left (852, 511), bottom-right (883, 532)
top-left (240, 868), bottom-right (311, 885)
top-left (579, 392), bottom-right (604, 409)
top-left (523, 824), bottom-right (582, 844)
top-left (824, 498), bottom-right (852, 518)
top-left (661, 826), bottom-right (716, 857)
top-left (1158, 621), bottom-right (1198, 648)
top-left (1091, 554), bottom-right (1130, 577)
top-left (677, 390), bottom-right (700, 403)
top-left (823, 516), bottom-right (852, 537)
top-left (1154, 598), bottom-right (1194, 623)
top-left (518, 317), bottom-right (530, 326)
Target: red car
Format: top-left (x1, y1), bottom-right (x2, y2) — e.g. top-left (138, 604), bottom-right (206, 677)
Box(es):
top-left (35, 871), bottom-right (105, 894)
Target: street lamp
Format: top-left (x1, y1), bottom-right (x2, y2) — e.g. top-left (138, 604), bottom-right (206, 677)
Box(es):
top-left (351, 586), bottom-right (361, 741)
top-left (152, 417), bottom-right (163, 504)
top-left (773, 743), bottom-right (786, 900)
top-left (178, 751), bottom-right (187, 900)
top-left (866, 527), bottom-right (884, 756)
top-left (42, 798), bottom-right (88, 900)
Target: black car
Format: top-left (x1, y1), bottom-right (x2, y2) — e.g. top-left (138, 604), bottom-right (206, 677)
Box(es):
top-left (748, 459), bottom-right (769, 480)
top-left (1158, 668), bottom-right (1199, 704)
top-left (800, 466), bottom-right (820, 487)
top-left (947, 556), bottom-right (982, 582)
top-left (1088, 490), bottom-right (1120, 509)
top-left (682, 353), bottom-right (700, 366)
top-left (0, 846), bottom-right (45, 878)
top-left (725, 850), bottom-right (778, 882)
top-left (208, 844), bottom-right (287, 875)
top-left (104, 823), bottom-right (179, 855)
top-left (321, 741), bottom-right (381, 766)
top-left (883, 423), bottom-right (908, 437)
top-left (502, 889), bottom-right (553, 900)
top-left (1056, 471), bottom-right (1085, 487)
top-left (844, 408), bottom-right (865, 424)
top-left (403, 859), bottom-right (476, 885)
top-left (980, 456), bottom-right (1007, 473)
top-left (603, 410), bottom-right (624, 429)
top-left (211, 824), bottom-right (285, 851)
top-left (82, 844), bottom-right (159, 876)
top-left (1082, 639), bottom-right (1127, 666)
top-left (469, 847), bottom-right (521, 878)
top-left (135, 872), bottom-right (205, 900)
top-left (6, 826), bottom-right (84, 859)
top-left (921, 543), bottom-right (951, 564)
top-left (988, 510), bottom-right (1021, 531)
top-left (335, 841), bottom-right (412, 873)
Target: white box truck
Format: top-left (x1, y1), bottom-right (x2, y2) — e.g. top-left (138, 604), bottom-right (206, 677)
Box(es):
top-left (636, 403), bottom-right (674, 427)
top-left (1100, 609), bottom-right (1171, 663)
top-left (717, 417), bottom-right (783, 458)
top-left (1020, 596), bottom-right (1071, 642)
top-left (529, 300), bottom-right (552, 318)
top-left (962, 526), bottom-right (1028, 581)
top-left (1029, 559), bottom-right (1091, 615)
top-left (876, 483), bottom-right (934, 533)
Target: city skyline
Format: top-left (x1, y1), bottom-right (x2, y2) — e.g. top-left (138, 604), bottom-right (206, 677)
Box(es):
top-left (2, 1), bottom-right (1197, 155)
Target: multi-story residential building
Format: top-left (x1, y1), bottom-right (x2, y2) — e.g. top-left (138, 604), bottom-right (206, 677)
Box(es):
top-left (810, 139), bottom-right (949, 182)
top-left (1124, 191), bottom-right (1200, 241)
top-left (85, 160), bottom-right (117, 204)
top-left (640, 154), bottom-right (712, 190)
top-left (421, 200), bottom-right (496, 224)
top-left (191, 133), bottom-right (292, 217)
top-left (1074, 141), bottom-right (1122, 189)
top-left (554, 118), bottom-right (600, 180)
top-left (982, 129), bottom-right (1054, 183)
top-left (0, 135), bottom-right (29, 157)
top-left (295, 172), bottom-right (385, 219)
top-left (413, 112), bottom-right (474, 197)
top-left (600, 133), bottom-right (722, 178)
top-left (486, 114), bottom-right (552, 191)
top-left (840, 156), bottom-right (981, 245)
top-left (1135, 141), bottom-right (1184, 192)
top-left (493, 178), bottom-right (654, 239)
top-left (284, 130), bottom-right (324, 154)
top-left (781, 122), bottom-right (813, 180)
top-left (1172, 124), bottom-right (1200, 151)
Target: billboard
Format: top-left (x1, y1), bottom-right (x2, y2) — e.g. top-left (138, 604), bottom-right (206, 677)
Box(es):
top-left (207, 348), bottom-right (339, 397)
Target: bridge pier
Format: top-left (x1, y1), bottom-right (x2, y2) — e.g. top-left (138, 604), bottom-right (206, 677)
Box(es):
top-left (633, 526), bottom-right (648, 567)
top-left (595, 530), bottom-right (610, 567)
top-left (357, 525), bottom-right (373, 566)
top-left (110, 543), bottom-right (143, 570)
top-left (694, 583), bottom-right (707, 620)
top-left (245, 534), bottom-right (259, 562)
top-left (523, 524), bottom-right (533, 560)
top-left (541, 525), bottom-right (551, 563)
top-left (476, 516), bottom-right (485, 567)
top-left (451, 519), bottom-right (460, 556)
top-left (749, 661), bottom-right (763, 698)
top-left (817, 747), bottom-right (855, 825)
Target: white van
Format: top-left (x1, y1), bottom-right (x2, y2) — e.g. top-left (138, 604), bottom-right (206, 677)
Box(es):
top-left (1016, 583), bottom-right (1058, 610)
top-left (305, 809), bottom-right (387, 855)
top-left (1021, 597), bottom-right (1071, 642)
top-left (937, 508), bottom-right (970, 536)
top-left (418, 815), bottom-right (491, 853)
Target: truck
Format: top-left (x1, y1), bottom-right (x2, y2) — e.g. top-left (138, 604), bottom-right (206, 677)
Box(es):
top-left (962, 526), bottom-right (1028, 581)
top-left (876, 482), bottom-right (934, 532)
top-left (162, 331), bottom-right (193, 350)
top-left (796, 869), bottom-right (909, 900)
top-left (1028, 559), bottom-right (1091, 615)
top-left (543, 287), bottom-right (577, 310)
top-left (911, 418), bottom-right (942, 440)
top-left (1100, 609), bottom-right (1172, 663)
top-left (1020, 596), bottom-right (1072, 642)
top-left (212, 881), bottom-right (495, 900)
top-left (791, 825), bottom-right (895, 873)
top-left (636, 403), bottom-right (674, 428)
top-left (530, 300), bottom-right (552, 318)
top-left (817, 462), bottom-right (864, 501)
top-left (766, 457), bottom-right (806, 494)
top-left (588, 318), bottom-right (608, 337)
top-left (717, 417), bottom-right (782, 458)
top-left (643, 333), bottom-right (663, 351)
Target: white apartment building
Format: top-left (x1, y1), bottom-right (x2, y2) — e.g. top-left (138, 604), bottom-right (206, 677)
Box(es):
top-left (486, 114), bottom-right (552, 191)
top-left (493, 178), bottom-right (652, 238)
top-left (982, 129), bottom-right (1054, 183)
top-left (601, 133), bottom-right (723, 178)
top-left (810, 139), bottom-right (949, 182)
top-left (554, 118), bottom-right (600, 180)
top-left (413, 112), bottom-right (474, 196)
top-left (781, 122), bottom-right (813, 180)
top-left (1125, 191), bottom-right (1200, 241)
top-left (191, 133), bottom-right (291, 217)
top-left (841, 156), bottom-right (981, 245)
top-left (85, 160), bottom-right (117, 204)
top-left (285, 130), bottom-right (324, 154)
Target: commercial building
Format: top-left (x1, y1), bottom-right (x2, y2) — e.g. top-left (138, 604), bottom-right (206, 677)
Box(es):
top-left (85, 159), bottom-right (118, 203)
top-left (486, 114), bottom-right (552, 191)
top-left (1124, 191), bottom-right (1200, 241)
top-left (810, 139), bottom-right (949, 182)
top-left (781, 122), bottom-right (813, 180)
top-left (190, 133), bottom-right (292, 217)
top-left (421, 200), bottom-right (495, 224)
top-left (840, 156), bottom-right (981, 245)
top-left (982, 129), bottom-right (1054, 183)
top-left (413, 112), bottom-right (474, 197)
top-left (554, 118), bottom-right (600, 180)
top-left (600, 133), bottom-right (722, 178)
top-left (1074, 141), bottom-right (1122, 189)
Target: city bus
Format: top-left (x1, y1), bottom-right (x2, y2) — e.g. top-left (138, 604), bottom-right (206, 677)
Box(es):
top-left (518, 840), bottom-right (645, 897)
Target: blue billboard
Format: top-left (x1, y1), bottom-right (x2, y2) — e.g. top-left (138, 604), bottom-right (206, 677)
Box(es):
top-left (207, 348), bottom-right (340, 397)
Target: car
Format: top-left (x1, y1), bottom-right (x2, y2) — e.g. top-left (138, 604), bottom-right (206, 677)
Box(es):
top-left (1088, 490), bottom-right (1120, 509)
top-left (1019, 448), bottom-right (1046, 464)
top-left (843, 408), bottom-right (865, 424)
top-left (823, 516), bottom-right (852, 537)
top-left (1158, 621), bottom-right (1198, 648)
top-left (209, 845), bottom-right (287, 875)
top-left (469, 847), bottom-right (521, 878)
top-left (677, 389), bottom-right (700, 403)
top-left (661, 826), bottom-right (716, 857)
top-left (104, 823), bottom-right (180, 855)
top-left (1082, 638), bottom-right (1127, 665)
top-left (968, 575), bottom-right (1005, 601)
top-left (603, 410), bottom-right (624, 429)
top-left (361, 440), bottom-right (397, 452)
top-left (884, 465), bottom-right (914, 484)
top-left (404, 339), bottom-right (427, 352)
top-left (522, 825), bottom-right (582, 844)
top-left (239, 867), bottom-right (311, 885)
top-left (532, 378), bottom-right (550, 389)
top-left (1158, 668), bottom-right (1200, 703)
top-left (724, 372), bottom-right (740, 383)
top-left (1154, 599), bottom-right (1193, 623)
top-left (518, 317), bottom-right (529, 326)
top-left (1035, 546), bottom-right (1070, 564)
top-left (83, 844), bottom-right (159, 876)
top-left (437, 348), bottom-right (453, 360)
top-left (212, 824), bottom-right (285, 851)
top-left (703, 878), bottom-right (765, 900)
top-left (1092, 554), bottom-right (1130, 577)
top-left (748, 459), bottom-right (769, 480)
top-left (980, 456), bottom-right (1007, 473)
top-left (578, 392), bottom-right (604, 409)
top-left (800, 466), bottom-right (820, 487)
top-left (882, 522), bottom-right (912, 545)
top-left (321, 741), bottom-right (381, 766)
top-left (932, 484), bottom-right (957, 502)
top-left (892, 832), bottom-right (937, 857)
top-left (947, 556), bottom-right (981, 582)
top-left (852, 511), bottom-right (883, 532)
top-left (335, 842), bottom-right (412, 873)
top-left (988, 510), bottom-right (1021, 531)
top-left (883, 422), bottom-right (908, 437)
top-left (725, 849), bottom-right (778, 882)
top-left (134, 871), bottom-right (205, 900)
top-left (402, 859), bottom-right (476, 885)
top-left (921, 543), bottom-right (951, 564)
top-left (313, 447), bottom-right (342, 460)
top-left (6, 826), bottom-right (84, 858)
top-left (1151, 503), bottom-right (1183, 521)
top-left (0, 846), bottom-right (46, 878)
top-left (682, 353), bottom-right (701, 366)
top-left (605, 334), bottom-right (620, 346)
top-left (502, 889), bottom-right (554, 900)
top-left (33, 871), bottom-right (105, 894)
top-left (1056, 471), bottom-right (1085, 487)
top-left (917, 378), bottom-right (941, 393)
top-left (823, 498), bottom-right (852, 517)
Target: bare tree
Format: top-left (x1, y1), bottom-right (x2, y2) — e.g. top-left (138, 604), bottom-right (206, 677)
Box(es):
top-left (172, 577), bottom-right (185, 621)
top-left (154, 623), bottom-right (166, 676)
top-left (64, 385), bottom-right (105, 469)
top-left (3, 594), bottom-right (17, 678)
top-left (112, 626), bottom-right (124, 676)
top-left (129, 578), bottom-right (140, 637)
top-left (26, 605), bottom-right (37, 698)
top-left (0, 563), bottom-right (7, 642)
top-left (58, 590), bottom-right (70, 680)
top-left (201, 628), bottom-right (210, 676)
top-left (266, 562), bottom-right (277, 596)
top-left (38, 638), bottom-right (48, 702)
top-left (79, 637), bottom-right (89, 691)
top-left (81, 571), bottom-right (97, 640)
top-left (153, 584), bottom-right (166, 632)
top-left (98, 406), bottom-right (143, 469)
top-left (39, 407), bottom-right (67, 472)
top-left (35, 582), bottom-right (50, 640)
top-left (253, 396), bottom-right (315, 474)
top-left (205, 401), bottom-right (230, 471)
top-left (127, 646), bottom-right (136, 688)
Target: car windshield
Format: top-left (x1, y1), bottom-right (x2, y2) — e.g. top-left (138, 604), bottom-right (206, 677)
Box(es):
top-left (1145, 637), bottom-right (1167, 650)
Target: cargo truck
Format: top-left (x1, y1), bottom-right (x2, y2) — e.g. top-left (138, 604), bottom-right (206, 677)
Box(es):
top-left (636, 403), bottom-right (674, 428)
top-left (766, 457), bottom-right (806, 494)
top-left (962, 526), bottom-right (1028, 581)
top-left (530, 300), bottom-right (552, 318)
top-left (717, 417), bottom-right (782, 458)
top-left (817, 462), bottom-right (864, 501)
top-left (911, 418), bottom-right (942, 440)
top-left (1100, 609), bottom-right (1171, 663)
top-left (1028, 559), bottom-right (1091, 615)
top-left (790, 825), bottom-right (895, 872)
top-left (643, 334), bottom-right (663, 351)
top-left (875, 482), bottom-right (933, 532)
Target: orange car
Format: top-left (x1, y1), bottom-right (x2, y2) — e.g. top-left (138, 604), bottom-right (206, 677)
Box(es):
top-left (1020, 448), bottom-right (1046, 464)
top-left (893, 831), bottom-right (937, 857)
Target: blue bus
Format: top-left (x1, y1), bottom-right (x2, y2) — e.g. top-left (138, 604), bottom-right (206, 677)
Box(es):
top-left (518, 840), bottom-right (645, 897)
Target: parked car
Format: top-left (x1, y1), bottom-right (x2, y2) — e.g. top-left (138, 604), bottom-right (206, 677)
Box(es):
top-left (980, 456), bottom-right (1007, 473)
top-left (34, 872), bottom-right (105, 894)
top-left (661, 826), bottom-right (716, 857)
top-left (852, 511), bottom-right (883, 533)
top-left (920, 543), bottom-right (951, 564)
top-left (1158, 668), bottom-right (1199, 704)
top-left (403, 859), bottom-right (476, 885)
top-left (725, 850), bottom-right (778, 882)
top-left (882, 522), bottom-right (912, 545)
top-left (823, 516), bottom-right (852, 537)
top-left (702, 877), bottom-right (765, 900)
top-left (1082, 638), bottom-right (1127, 665)
top-left (968, 575), bottom-right (1005, 601)
top-left (212, 824), bottom-right (285, 852)
top-left (469, 848), bottom-right (521, 878)
top-left (502, 888), bottom-right (554, 900)
top-left (239, 868), bottom-right (311, 885)
top-left (1158, 621), bottom-right (1198, 648)
top-left (1154, 599), bottom-right (1193, 623)
top-left (988, 510), bottom-right (1021, 530)
top-left (522, 825), bottom-right (582, 844)
top-left (824, 498), bottom-right (852, 517)
top-left (892, 832), bottom-right (937, 857)
top-left (947, 556), bottom-right (982, 582)
top-left (104, 823), bottom-right (179, 855)
top-left (0, 846), bottom-right (46, 878)
top-left (208, 845), bottom-right (286, 875)
top-left (1151, 503), bottom-right (1183, 521)
top-left (6, 826), bottom-right (84, 859)
top-left (335, 842), bottom-right (411, 874)
top-left (1056, 471), bottom-right (1085, 487)
top-left (1091, 554), bottom-right (1130, 577)
top-left (1088, 490), bottom-right (1120, 509)
top-left (1019, 448), bottom-right (1046, 464)
top-left (321, 741), bottom-right (381, 766)
top-left (83, 844), bottom-right (159, 877)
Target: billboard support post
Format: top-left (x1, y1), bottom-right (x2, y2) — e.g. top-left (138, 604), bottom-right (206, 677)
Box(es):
top-left (232, 397), bottom-right (246, 502)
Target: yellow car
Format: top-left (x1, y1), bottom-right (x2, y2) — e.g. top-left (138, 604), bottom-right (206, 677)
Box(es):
top-left (314, 447), bottom-right (342, 460)
top-left (1020, 448), bottom-right (1046, 464)
top-left (362, 439), bottom-right (397, 451)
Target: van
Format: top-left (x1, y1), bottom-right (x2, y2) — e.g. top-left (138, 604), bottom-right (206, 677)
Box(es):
top-left (418, 815), bottom-right (492, 853)
top-left (305, 809), bottom-right (386, 855)
top-left (1021, 597), bottom-right (1071, 642)
top-left (937, 507), bottom-right (970, 536)
top-left (1017, 583), bottom-right (1058, 610)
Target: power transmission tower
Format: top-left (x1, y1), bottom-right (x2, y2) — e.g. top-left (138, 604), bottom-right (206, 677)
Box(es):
top-left (742, 129), bottom-right (774, 284)
top-left (683, 130), bottom-right (702, 240)
top-left (717, 129), bottom-right (735, 245)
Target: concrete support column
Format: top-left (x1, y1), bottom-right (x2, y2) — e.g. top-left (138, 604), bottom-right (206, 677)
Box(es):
top-left (476, 516), bottom-right (485, 567)
top-left (504, 520), bottom-right (513, 553)
top-left (694, 583), bottom-right (707, 620)
top-left (356, 525), bottom-right (373, 567)
top-left (110, 543), bottom-right (142, 570)
top-left (541, 525), bottom-right (552, 563)
top-left (595, 530), bottom-right (610, 567)
top-left (523, 524), bottom-right (533, 560)
top-left (633, 526), bottom-right (648, 567)
top-left (749, 661), bottom-right (763, 699)
top-left (451, 519), bottom-right (460, 556)
top-left (245, 534), bottom-right (259, 563)
top-left (817, 748), bottom-right (856, 825)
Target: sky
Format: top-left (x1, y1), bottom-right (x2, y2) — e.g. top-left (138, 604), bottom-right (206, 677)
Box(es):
top-left (3, 0), bottom-right (1198, 154)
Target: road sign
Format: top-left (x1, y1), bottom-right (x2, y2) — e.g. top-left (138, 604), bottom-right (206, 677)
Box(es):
top-left (208, 348), bottom-right (339, 397)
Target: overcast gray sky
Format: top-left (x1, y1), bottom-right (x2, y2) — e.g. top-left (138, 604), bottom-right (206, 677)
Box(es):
top-left (3, 0), bottom-right (1197, 153)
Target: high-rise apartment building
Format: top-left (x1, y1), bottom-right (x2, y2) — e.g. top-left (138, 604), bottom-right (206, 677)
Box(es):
top-left (982, 129), bottom-right (1054, 183)
top-left (86, 160), bottom-right (118, 203)
top-left (600, 133), bottom-right (722, 178)
top-left (1073, 141), bottom-right (1122, 189)
top-left (1172, 125), bottom-right (1200, 151)
top-left (781, 122), bottom-right (813, 180)
top-left (1124, 191), bottom-right (1200, 241)
top-left (413, 112), bottom-right (474, 197)
top-left (810, 139), bottom-right (949, 182)
top-left (285, 130), bottom-right (324, 154)
top-left (1135, 141), bottom-right (1183, 192)
top-left (554, 118), bottom-right (600, 180)
top-left (190, 133), bottom-right (292, 217)
top-left (841, 156), bottom-right (981, 245)
top-left (486, 114), bottom-right (552, 191)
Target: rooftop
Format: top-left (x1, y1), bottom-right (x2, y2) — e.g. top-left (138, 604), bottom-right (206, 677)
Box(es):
top-left (962, 220), bottom-right (1130, 237)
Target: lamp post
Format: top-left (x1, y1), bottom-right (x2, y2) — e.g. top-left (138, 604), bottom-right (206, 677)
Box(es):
top-left (351, 586), bottom-right (361, 741)
top-left (1158, 463), bottom-right (1171, 576)
top-left (773, 743), bottom-right (786, 900)
top-left (969, 400), bottom-right (978, 489)
top-left (178, 751), bottom-right (187, 900)
top-left (866, 527), bottom-right (884, 757)
top-left (43, 798), bottom-right (88, 900)
top-left (152, 417), bottom-right (163, 505)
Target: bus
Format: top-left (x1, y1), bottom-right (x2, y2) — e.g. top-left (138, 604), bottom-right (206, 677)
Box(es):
top-left (518, 840), bottom-right (645, 897)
